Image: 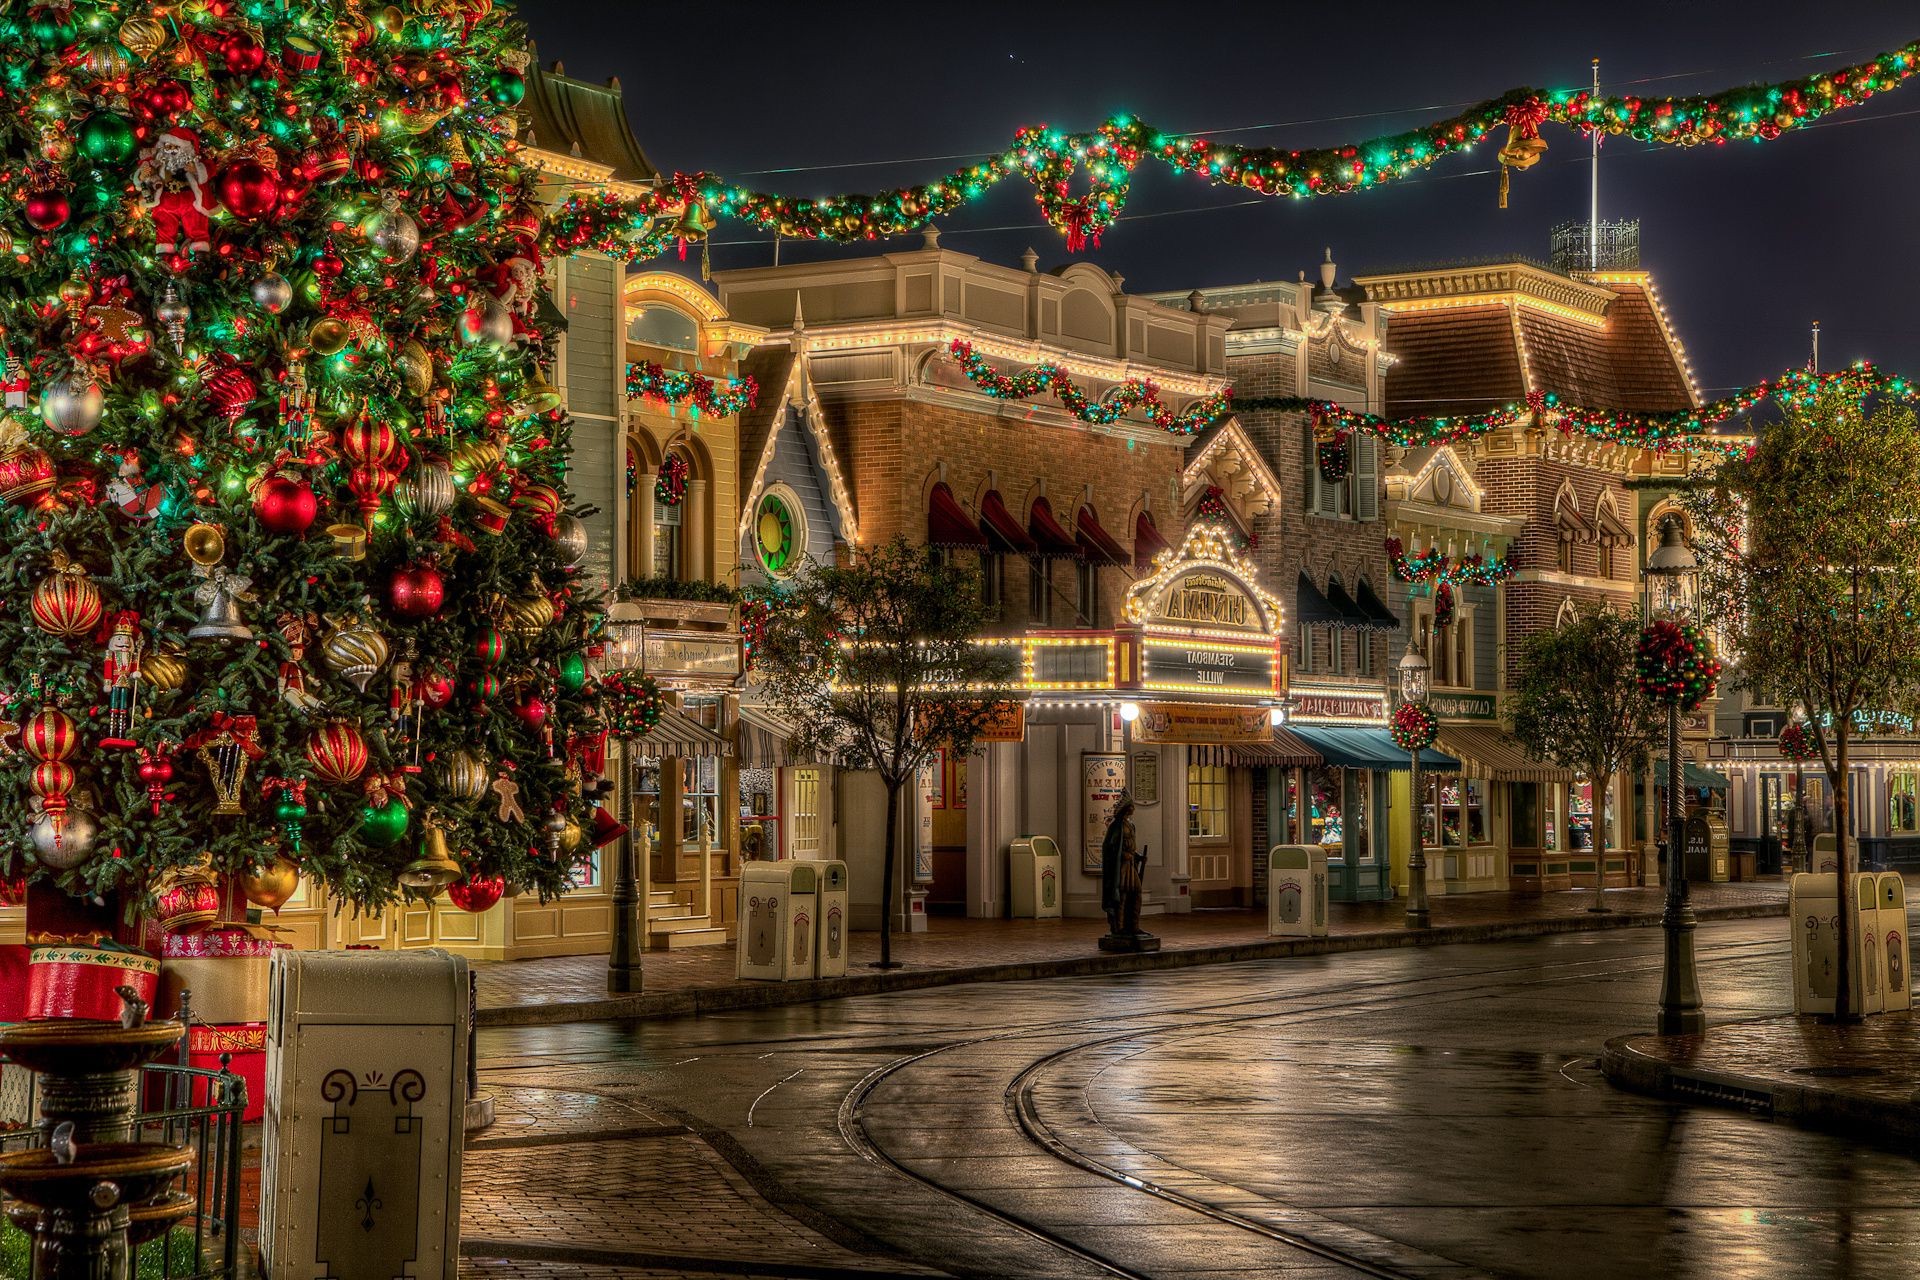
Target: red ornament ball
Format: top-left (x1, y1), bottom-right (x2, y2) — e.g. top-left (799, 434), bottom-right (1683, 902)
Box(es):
top-left (138, 80), bottom-right (192, 119)
top-left (389, 563), bottom-right (446, 618)
top-left (24, 190), bottom-right (70, 231)
top-left (417, 669), bottom-right (454, 708)
top-left (219, 161), bottom-right (280, 221)
top-left (254, 474), bottom-right (317, 534)
top-left (514, 695), bottom-right (549, 730)
top-left (221, 31), bottom-right (266, 76)
top-left (136, 757), bottom-right (174, 788)
top-left (448, 875), bottom-right (505, 914)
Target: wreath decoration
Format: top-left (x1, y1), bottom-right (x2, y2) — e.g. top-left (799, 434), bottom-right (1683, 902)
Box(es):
top-left (1635, 618), bottom-right (1722, 712)
top-left (1391, 701), bottom-right (1439, 753)
top-left (598, 670), bottom-right (666, 738)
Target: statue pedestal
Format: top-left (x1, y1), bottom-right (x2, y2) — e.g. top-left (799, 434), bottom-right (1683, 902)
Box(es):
top-left (1098, 933), bottom-right (1161, 954)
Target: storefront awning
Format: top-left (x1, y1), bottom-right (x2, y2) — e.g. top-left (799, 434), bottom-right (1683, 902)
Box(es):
top-left (632, 707), bottom-right (732, 760)
top-left (1288, 725), bottom-right (1459, 773)
top-left (1229, 727), bottom-right (1323, 768)
top-left (1323, 579), bottom-right (1384, 631)
top-left (979, 489), bottom-right (1038, 556)
top-left (1295, 574), bottom-right (1346, 628)
top-left (1655, 759), bottom-right (1732, 791)
top-left (1028, 496), bottom-right (1082, 559)
top-left (1076, 506), bottom-right (1130, 566)
top-left (735, 705), bottom-right (797, 768)
top-left (1134, 511), bottom-right (1171, 572)
top-left (1435, 726), bottom-right (1574, 783)
top-left (928, 482), bottom-right (988, 550)
top-left (1353, 577), bottom-right (1401, 631)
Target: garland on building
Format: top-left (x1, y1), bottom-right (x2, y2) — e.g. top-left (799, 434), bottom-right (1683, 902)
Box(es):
top-left (1194, 486), bottom-right (1254, 548)
top-left (1314, 429), bottom-right (1352, 482)
top-left (1391, 702), bottom-right (1439, 753)
top-left (1386, 537), bottom-right (1516, 587)
top-left (544, 42), bottom-right (1920, 263)
top-left (948, 339), bottom-right (1233, 435)
top-left (654, 452), bottom-right (689, 507)
top-left (1778, 719), bottom-right (1820, 762)
top-left (1432, 581), bottom-right (1456, 630)
top-left (0, 0), bottom-right (607, 916)
top-left (626, 361), bottom-right (758, 418)
top-left (1636, 619), bottom-right (1723, 711)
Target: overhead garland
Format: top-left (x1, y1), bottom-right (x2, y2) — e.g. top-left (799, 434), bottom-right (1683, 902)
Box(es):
top-left (544, 42), bottom-right (1920, 263)
top-left (626, 361), bottom-right (758, 418)
top-left (1386, 537), bottom-right (1516, 588)
top-left (948, 339), bottom-right (1233, 435)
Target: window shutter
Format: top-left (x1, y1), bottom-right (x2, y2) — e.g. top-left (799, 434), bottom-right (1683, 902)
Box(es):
top-left (1310, 448), bottom-right (1338, 518)
top-left (1352, 435), bottom-right (1380, 522)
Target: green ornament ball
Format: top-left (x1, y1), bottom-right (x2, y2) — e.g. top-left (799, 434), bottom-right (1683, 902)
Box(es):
top-left (488, 68), bottom-right (527, 106)
top-left (78, 113), bottom-right (137, 166)
top-left (557, 651), bottom-right (587, 692)
top-left (276, 798), bottom-right (308, 824)
top-left (358, 800), bottom-right (411, 847)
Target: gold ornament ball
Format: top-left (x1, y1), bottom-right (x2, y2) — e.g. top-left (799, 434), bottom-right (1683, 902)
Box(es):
top-left (436, 747), bottom-right (493, 804)
top-left (321, 618), bottom-right (390, 692)
top-left (308, 318), bottom-right (351, 357)
top-left (505, 594), bottom-right (555, 637)
top-left (559, 819), bottom-right (584, 855)
top-left (138, 650), bottom-right (189, 693)
top-left (118, 15), bottom-right (168, 60)
top-left (243, 857), bottom-right (301, 912)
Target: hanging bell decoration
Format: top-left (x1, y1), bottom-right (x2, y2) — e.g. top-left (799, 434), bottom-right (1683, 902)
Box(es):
top-left (522, 367), bottom-right (562, 415)
top-left (188, 569), bottom-right (256, 642)
top-left (1495, 99), bottom-right (1550, 209)
top-left (399, 809), bottom-right (464, 894)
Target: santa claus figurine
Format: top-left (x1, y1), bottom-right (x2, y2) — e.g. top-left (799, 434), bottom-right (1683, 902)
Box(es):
top-left (134, 127), bottom-right (213, 255)
top-left (476, 235), bottom-right (543, 342)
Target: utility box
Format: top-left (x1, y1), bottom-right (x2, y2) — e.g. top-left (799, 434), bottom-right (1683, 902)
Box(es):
top-left (261, 948), bottom-right (468, 1280)
top-left (1009, 836), bottom-right (1063, 919)
top-left (1856, 872), bottom-right (1885, 1015)
top-left (1683, 812), bottom-right (1730, 884)
top-left (815, 860), bottom-right (850, 979)
top-left (738, 861), bottom-right (817, 981)
top-left (1877, 871), bottom-right (1911, 1012)
top-left (1267, 845), bottom-right (1328, 939)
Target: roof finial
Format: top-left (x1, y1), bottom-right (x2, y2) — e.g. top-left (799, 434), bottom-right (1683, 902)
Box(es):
top-left (1021, 247), bottom-right (1039, 273)
top-left (1320, 248), bottom-right (1337, 290)
top-left (791, 292), bottom-right (806, 336)
top-left (921, 224), bottom-right (941, 250)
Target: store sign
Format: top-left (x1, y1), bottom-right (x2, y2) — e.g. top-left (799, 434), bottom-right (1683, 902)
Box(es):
top-left (1142, 640), bottom-right (1276, 695)
top-left (1290, 688), bottom-right (1388, 724)
top-left (1131, 702), bottom-right (1270, 746)
top-left (643, 631), bottom-right (742, 680)
top-left (1027, 638), bottom-right (1110, 688)
top-left (1149, 569), bottom-right (1267, 635)
top-left (974, 700), bottom-right (1026, 742)
top-left (1082, 752), bottom-right (1128, 873)
top-left (1132, 751), bottom-right (1160, 807)
top-left (1430, 692), bottom-right (1497, 721)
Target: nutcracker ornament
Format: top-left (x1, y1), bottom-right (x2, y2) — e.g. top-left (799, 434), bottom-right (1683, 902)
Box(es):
top-left (276, 612), bottom-right (324, 715)
top-left (100, 611), bottom-right (143, 749)
top-left (133, 126), bottom-right (213, 256)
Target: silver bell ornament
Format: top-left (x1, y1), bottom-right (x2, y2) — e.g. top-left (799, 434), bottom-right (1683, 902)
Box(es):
top-left (363, 195), bottom-right (421, 265)
top-left (549, 512), bottom-right (589, 567)
top-left (188, 571), bottom-right (256, 642)
top-left (31, 808), bottom-right (98, 870)
top-left (40, 373), bottom-right (104, 437)
top-left (252, 272), bottom-right (294, 315)
top-left (398, 456), bottom-right (454, 519)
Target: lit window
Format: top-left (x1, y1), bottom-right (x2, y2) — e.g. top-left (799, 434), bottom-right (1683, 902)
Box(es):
top-left (1891, 772), bottom-right (1918, 834)
top-left (1187, 763), bottom-right (1228, 839)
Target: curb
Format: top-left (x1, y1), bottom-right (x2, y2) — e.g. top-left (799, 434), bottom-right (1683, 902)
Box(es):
top-left (1599, 1033), bottom-right (1920, 1149)
top-left (477, 898), bottom-right (1787, 1028)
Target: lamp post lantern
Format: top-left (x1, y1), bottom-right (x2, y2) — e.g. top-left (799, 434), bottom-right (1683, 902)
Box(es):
top-left (601, 616), bottom-right (647, 995)
top-left (1645, 517), bottom-right (1705, 1035)
top-left (1399, 639), bottom-right (1432, 929)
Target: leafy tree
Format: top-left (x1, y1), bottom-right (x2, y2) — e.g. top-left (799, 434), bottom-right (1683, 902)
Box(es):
top-left (1689, 388), bottom-right (1920, 1019)
top-left (748, 540), bottom-right (1018, 966)
top-left (1508, 609), bottom-right (1663, 911)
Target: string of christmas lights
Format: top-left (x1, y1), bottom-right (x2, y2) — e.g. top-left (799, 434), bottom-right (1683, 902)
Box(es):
top-left (948, 339), bottom-right (1234, 435)
top-left (543, 41), bottom-right (1920, 263)
top-left (1386, 537), bottom-right (1515, 587)
top-left (626, 361), bottom-right (758, 417)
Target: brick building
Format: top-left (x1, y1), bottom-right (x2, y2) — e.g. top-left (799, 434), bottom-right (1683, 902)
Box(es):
top-left (718, 234), bottom-right (1293, 928)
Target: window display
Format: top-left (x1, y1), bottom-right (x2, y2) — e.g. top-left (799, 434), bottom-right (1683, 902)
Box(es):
top-left (1306, 767), bottom-right (1343, 852)
top-left (1426, 776), bottom-right (1486, 846)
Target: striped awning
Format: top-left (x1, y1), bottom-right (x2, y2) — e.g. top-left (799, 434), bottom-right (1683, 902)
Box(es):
top-left (632, 707), bottom-right (731, 760)
top-left (1435, 726), bottom-right (1574, 783)
top-left (1230, 727), bottom-right (1324, 768)
top-left (735, 705), bottom-right (796, 768)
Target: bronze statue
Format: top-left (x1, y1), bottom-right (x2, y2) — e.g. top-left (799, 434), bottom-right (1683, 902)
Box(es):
top-left (1100, 792), bottom-right (1148, 939)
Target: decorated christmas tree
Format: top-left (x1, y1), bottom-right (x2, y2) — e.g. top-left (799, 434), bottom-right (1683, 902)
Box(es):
top-left (0, 0), bottom-right (606, 925)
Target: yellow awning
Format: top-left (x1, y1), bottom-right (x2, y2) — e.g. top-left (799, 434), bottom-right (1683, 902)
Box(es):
top-left (1434, 726), bottom-right (1575, 783)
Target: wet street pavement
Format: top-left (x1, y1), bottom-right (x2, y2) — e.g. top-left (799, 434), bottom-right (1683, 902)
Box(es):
top-left (470, 918), bottom-right (1920, 1279)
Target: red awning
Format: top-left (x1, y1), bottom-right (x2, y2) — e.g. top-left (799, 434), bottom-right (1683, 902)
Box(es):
top-left (979, 489), bottom-right (1038, 555)
top-left (1028, 496), bottom-right (1082, 559)
top-left (927, 482), bottom-right (988, 550)
top-left (1134, 512), bottom-right (1172, 572)
top-left (1076, 506), bottom-right (1129, 567)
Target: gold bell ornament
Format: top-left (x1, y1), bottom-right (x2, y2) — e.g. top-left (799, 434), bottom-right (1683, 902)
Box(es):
top-left (400, 809), bottom-right (464, 896)
top-left (1495, 100), bottom-right (1550, 209)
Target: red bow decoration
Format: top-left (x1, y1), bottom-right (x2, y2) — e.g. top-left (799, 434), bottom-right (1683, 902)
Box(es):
top-left (364, 771), bottom-right (409, 808)
top-left (1504, 98), bottom-right (1550, 140)
top-left (260, 776), bottom-right (307, 804)
top-left (187, 713), bottom-right (265, 758)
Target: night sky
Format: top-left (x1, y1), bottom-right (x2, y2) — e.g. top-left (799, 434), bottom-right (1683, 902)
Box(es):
top-left (519, 1), bottom-right (1919, 398)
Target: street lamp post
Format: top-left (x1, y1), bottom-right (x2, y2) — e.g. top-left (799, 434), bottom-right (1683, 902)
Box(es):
top-left (1399, 639), bottom-right (1431, 929)
top-left (1646, 518), bottom-right (1705, 1035)
top-left (602, 617), bottom-right (646, 996)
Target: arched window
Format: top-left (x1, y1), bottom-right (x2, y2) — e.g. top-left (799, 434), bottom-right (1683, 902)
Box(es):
top-left (1555, 597), bottom-right (1580, 629)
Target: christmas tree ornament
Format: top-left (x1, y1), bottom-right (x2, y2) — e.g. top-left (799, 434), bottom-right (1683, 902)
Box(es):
top-left (1391, 702), bottom-right (1440, 753)
top-left (487, 67), bottom-right (527, 106)
top-left (305, 721), bottom-right (369, 786)
top-left (1636, 619), bottom-right (1724, 712)
top-left (398, 456), bottom-right (454, 518)
top-left (388, 562), bottom-right (445, 618)
top-left (155, 863), bottom-right (220, 934)
top-left (269, 779), bottom-right (309, 853)
top-left (549, 512), bottom-right (589, 567)
top-left (183, 522), bottom-right (227, 568)
top-left (474, 626), bottom-right (507, 669)
top-left (134, 127), bottom-right (212, 254)
top-left (557, 651), bottom-right (587, 693)
top-left (155, 282), bottom-right (190, 353)
top-left (40, 372), bottom-right (105, 437)
top-left (188, 566), bottom-right (257, 643)
top-left (23, 188), bottom-right (71, 232)
top-left (219, 29), bottom-right (267, 77)
top-left (505, 593), bottom-right (555, 637)
top-left (395, 341), bottom-right (434, 398)
top-left (321, 615), bottom-right (390, 692)
top-left (363, 194), bottom-right (420, 264)
top-left (100, 611), bottom-right (143, 749)
top-left (254, 472), bottom-right (318, 534)
top-left (0, 440), bottom-right (59, 508)
top-left (541, 809), bottom-right (570, 858)
top-left (31, 552), bottom-right (104, 639)
top-left (327, 524), bottom-right (368, 561)
top-left (30, 807), bottom-right (96, 869)
top-left (138, 649), bottom-right (188, 695)
top-left (459, 297), bottom-right (514, 349)
top-left (251, 271), bottom-right (294, 314)
top-left (79, 112), bottom-right (138, 166)
top-left (416, 667), bottom-right (454, 708)
top-left (188, 714), bottom-right (263, 816)
top-left (357, 796), bottom-right (410, 847)
top-left (400, 809), bottom-right (462, 893)
top-left (218, 155), bottom-right (280, 222)
top-left (306, 317), bottom-right (350, 356)
top-left (447, 874), bottom-right (505, 913)
top-left (513, 693), bottom-right (549, 731)
top-left (104, 449), bottom-right (164, 520)
top-left (136, 745), bottom-right (176, 815)
top-left (436, 747), bottom-right (492, 804)
top-left (242, 854), bottom-right (300, 913)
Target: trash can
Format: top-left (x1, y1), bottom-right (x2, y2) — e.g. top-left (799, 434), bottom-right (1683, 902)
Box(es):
top-left (1856, 872), bottom-right (1885, 1016)
top-left (1790, 872), bottom-right (1840, 1015)
top-left (1009, 836), bottom-right (1063, 919)
top-left (262, 949), bottom-right (468, 1280)
top-left (1878, 871), bottom-right (1911, 1012)
top-left (1812, 832), bottom-right (1842, 874)
top-left (1267, 845), bottom-right (1328, 939)
top-left (737, 861), bottom-right (817, 981)
top-left (815, 859), bottom-right (850, 979)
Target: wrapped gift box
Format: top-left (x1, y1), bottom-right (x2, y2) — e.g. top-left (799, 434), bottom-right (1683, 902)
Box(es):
top-left (25, 937), bottom-right (160, 1021)
top-left (158, 926), bottom-right (276, 1024)
top-left (187, 1022), bottom-right (266, 1123)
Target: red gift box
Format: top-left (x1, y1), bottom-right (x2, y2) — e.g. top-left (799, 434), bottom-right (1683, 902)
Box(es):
top-left (186, 1023), bottom-right (266, 1123)
top-left (26, 938), bottom-right (160, 1021)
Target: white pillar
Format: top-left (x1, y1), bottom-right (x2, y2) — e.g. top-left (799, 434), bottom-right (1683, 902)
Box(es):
top-left (636, 473), bottom-right (657, 580)
top-left (687, 478), bottom-right (710, 582)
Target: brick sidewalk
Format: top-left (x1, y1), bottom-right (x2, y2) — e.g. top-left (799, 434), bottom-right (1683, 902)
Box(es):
top-left (1603, 1009), bottom-right (1920, 1147)
top-left (476, 880), bottom-right (1791, 1026)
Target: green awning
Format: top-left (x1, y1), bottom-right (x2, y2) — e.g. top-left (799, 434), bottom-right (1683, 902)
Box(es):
top-left (1655, 759), bottom-right (1731, 791)
top-left (1288, 725), bottom-right (1459, 773)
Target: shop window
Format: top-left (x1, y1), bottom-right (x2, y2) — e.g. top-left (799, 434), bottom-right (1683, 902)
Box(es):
top-left (790, 767), bottom-right (822, 857)
top-left (1028, 558), bottom-right (1052, 626)
top-left (653, 498), bottom-right (683, 580)
top-left (1350, 771), bottom-right (1374, 862)
top-left (1187, 763), bottom-right (1228, 839)
top-left (1544, 785), bottom-right (1560, 851)
top-left (1891, 771), bottom-right (1919, 834)
top-left (1571, 778), bottom-right (1615, 851)
top-left (1555, 536), bottom-right (1573, 575)
top-left (1328, 628), bottom-right (1344, 676)
top-left (682, 756), bottom-right (720, 847)
top-left (981, 553), bottom-right (1004, 612)
top-left (1512, 783), bottom-right (1540, 849)
top-left (1307, 767), bottom-right (1343, 852)
top-left (1451, 607), bottom-right (1473, 688)
top-left (1076, 560), bottom-right (1098, 626)
top-left (1427, 776), bottom-right (1487, 846)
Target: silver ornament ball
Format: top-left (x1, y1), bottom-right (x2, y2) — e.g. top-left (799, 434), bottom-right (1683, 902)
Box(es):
top-left (252, 272), bottom-right (294, 314)
top-left (460, 298), bottom-right (514, 349)
top-left (40, 375), bottom-right (104, 437)
top-left (549, 512), bottom-right (589, 567)
top-left (399, 458), bottom-right (455, 519)
top-left (31, 809), bottom-right (98, 870)
top-left (364, 205), bottom-right (421, 265)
